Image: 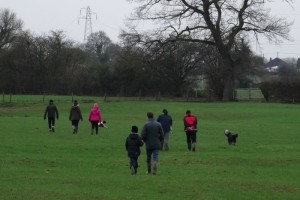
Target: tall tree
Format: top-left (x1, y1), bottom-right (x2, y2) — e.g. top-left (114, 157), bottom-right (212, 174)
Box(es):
top-left (85, 31), bottom-right (112, 64)
top-left (126, 0), bottom-right (293, 101)
top-left (0, 9), bottom-right (23, 49)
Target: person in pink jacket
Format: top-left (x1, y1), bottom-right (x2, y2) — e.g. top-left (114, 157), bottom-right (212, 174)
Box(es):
top-left (88, 103), bottom-right (102, 135)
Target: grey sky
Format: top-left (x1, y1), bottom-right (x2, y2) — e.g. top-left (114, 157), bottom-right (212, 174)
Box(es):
top-left (1, 0), bottom-right (300, 60)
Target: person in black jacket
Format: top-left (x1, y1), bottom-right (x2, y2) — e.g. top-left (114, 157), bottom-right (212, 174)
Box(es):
top-left (125, 126), bottom-right (144, 175)
top-left (157, 109), bottom-right (173, 151)
top-left (44, 99), bottom-right (59, 132)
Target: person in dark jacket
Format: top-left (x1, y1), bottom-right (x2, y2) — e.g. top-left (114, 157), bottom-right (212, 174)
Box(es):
top-left (157, 109), bottom-right (173, 151)
top-left (141, 112), bottom-right (164, 175)
top-left (44, 99), bottom-right (59, 132)
top-left (69, 100), bottom-right (83, 134)
top-left (184, 110), bottom-right (198, 152)
top-left (125, 126), bottom-right (144, 175)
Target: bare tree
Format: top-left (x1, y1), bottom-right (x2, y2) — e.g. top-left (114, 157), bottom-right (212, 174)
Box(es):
top-left (0, 9), bottom-right (23, 49)
top-left (126, 0), bottom-right (293, 101)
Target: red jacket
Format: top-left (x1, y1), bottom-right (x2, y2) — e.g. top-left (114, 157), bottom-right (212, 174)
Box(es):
top-left (184, 113), bottom-right (197, 132)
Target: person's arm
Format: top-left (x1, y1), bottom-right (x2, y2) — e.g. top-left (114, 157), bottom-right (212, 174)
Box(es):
top-left (44, 106), bottom-right (48, 120)
top-left (79, 109), bottom-right (83, 121)
top-left (183, 116), bottom-right (188, 129)
top-left (88, 110), bottom-right (92, 121)
top-left (159, 124), bottom-right (164, 142)
top-left (194, 117), bottom-right (198, 128)
top-left (138, 137), bottom-right (144, 147)
top-left (55, 106), bottom-right (59, 119)
top-left (125, 138), bottom-right (128, 150)
top-left (69, 109), bottom-right (72, 120)
top-left (141, 125), bottom-right (147, 142)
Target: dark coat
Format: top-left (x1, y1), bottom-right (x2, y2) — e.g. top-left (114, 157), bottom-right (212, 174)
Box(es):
top-left (125, 133), bottom-right (144, 157)
top-left (157, 114), bottom-right (172, 133)
top-left (44, 103), bottom-right (59, 119)
top-left (69, 105), bottom-right (83, 121)
top-left (141, 119), bottom-right (164, 150)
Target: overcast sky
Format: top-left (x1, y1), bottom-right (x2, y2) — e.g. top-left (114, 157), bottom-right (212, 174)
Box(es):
top-left (1, 0), bottom-right (300, 60)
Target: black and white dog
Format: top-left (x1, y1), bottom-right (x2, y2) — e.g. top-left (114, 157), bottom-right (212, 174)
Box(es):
top-left (224, 130), bottom-right (238, 145)
top-left (98, 120), bottom-right (108, 128)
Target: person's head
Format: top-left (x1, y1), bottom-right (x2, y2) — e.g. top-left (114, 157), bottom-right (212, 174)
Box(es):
top-left (147, 112), bottom-right (154, 119)
top-left (162, 109), bottom-right (168, 115)
top-left (186, 110), bottom-right (191, 115)
top-left (49, 99), bottom-right (53, 104)
top-left (131, 125), bottom-right (138, 133)
top-left (93, 103), bottom-right (98, 108)
top-left (73, 100), bottom-right (78, 106)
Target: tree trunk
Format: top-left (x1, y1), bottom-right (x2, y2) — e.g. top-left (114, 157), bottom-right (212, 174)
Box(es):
top-left (222, 71), bottom-right (234, 101)
top-left (222, 56), bottom-right (235, 101)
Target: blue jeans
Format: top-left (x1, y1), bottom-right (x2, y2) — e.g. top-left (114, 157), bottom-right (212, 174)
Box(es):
top-left (146, 149), bottom-right (159, 164)
top-left (129, 156), bottom-right (139, 170)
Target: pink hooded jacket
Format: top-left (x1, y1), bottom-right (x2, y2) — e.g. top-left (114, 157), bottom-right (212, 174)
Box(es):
top-left (89, 103), bottom-right (102, 122)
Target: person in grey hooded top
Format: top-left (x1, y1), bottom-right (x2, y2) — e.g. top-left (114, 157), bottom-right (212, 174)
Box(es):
top-left (141, 112), bottom-right (164, 175)
top-left (69, 100), bottom-right (83, 134)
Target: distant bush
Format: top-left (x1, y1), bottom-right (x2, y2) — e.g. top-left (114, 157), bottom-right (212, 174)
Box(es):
top-left (259, 77), bottom-right (300, 102)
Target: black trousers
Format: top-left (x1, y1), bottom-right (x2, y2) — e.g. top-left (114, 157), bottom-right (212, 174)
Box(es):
top-left (47, 117), bottom-right (55, 129)
top-left (90, 121), bottom-right (99, 133)
top-left (185, 131), bottom-right (197, 149)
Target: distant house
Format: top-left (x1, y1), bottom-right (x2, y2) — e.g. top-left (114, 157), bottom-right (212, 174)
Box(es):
top-left (265, 57), bottom-right (286, 72)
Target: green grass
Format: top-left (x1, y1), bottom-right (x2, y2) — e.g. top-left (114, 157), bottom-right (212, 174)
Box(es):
top-left (0, 99), bottom-right (300, 199)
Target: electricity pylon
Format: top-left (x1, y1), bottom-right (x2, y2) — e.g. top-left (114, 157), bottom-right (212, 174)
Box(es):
top-left (79, 6), bottom-right (97, 42)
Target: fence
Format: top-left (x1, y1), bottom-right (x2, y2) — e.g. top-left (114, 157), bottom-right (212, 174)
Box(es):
top-left (1, 89), bottom-right (265, 104)
top-left (235, 88), bottom-right (265, 101)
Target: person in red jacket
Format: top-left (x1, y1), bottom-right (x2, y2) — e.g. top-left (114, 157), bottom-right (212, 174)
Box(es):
top-left (183, 110), bottom-right (198, 152)
top-left (88, 103), bottom-right (102, 135)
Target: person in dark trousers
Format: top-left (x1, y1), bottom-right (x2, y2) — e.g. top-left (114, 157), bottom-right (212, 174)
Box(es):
top-left (184, 110), bottom-right (198, 152)
top-left (88, 103), bottom-right (102, 135)
top-left (141, 112), bottom-right (164, 175)
top-left (44, 99), bottom-right (59, 132)
top-left (125, 126), bottom-right (144, 175)
top-left (157, 109), bottom-right (173, 151)
top-left (69, 100), bottom-right (83, 134)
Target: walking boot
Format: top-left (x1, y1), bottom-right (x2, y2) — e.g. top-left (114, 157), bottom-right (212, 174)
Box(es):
top-left (192, 143), bottom-right (196, 152)
top-left (130, 166), bottom-right (135, 175)
top-left (147, 163), bottom-right (151, 174)
top-left (188, 143), bottom-right (191, 151)
top-left (152, 161), bottom-right (158, 175)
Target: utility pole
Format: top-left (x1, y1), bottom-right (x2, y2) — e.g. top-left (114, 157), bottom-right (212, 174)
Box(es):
top-left (78, 6), bottom-right (97, 42)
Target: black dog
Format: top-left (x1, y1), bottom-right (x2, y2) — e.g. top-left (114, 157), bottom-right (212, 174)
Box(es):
top-left (224, 130), bottom-right (238, 145)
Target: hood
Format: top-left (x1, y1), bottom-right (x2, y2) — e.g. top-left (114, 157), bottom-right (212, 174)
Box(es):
top-left (91, 107), bottom-right (99, 112)
top-left (186, 113), bottom-right (192, 117)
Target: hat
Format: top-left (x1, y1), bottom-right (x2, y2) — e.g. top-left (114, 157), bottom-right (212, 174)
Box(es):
top-left (131, 126), bottom-right (138, 133)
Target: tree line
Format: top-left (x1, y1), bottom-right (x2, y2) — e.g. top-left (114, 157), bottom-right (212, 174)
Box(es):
top-left (0, 1), bottom-right (298, 101)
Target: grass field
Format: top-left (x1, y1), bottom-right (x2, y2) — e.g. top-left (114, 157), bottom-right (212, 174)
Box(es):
top-left (0, 98), bottom-right (300, 200)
